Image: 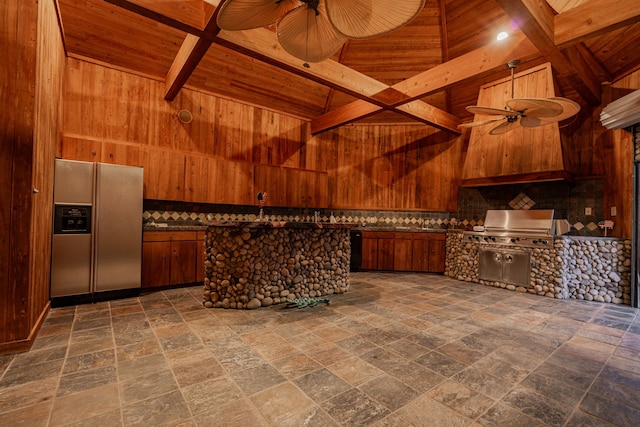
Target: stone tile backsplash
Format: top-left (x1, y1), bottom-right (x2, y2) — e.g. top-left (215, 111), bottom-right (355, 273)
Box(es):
top-left (143, 177), bottom-right (608, 236)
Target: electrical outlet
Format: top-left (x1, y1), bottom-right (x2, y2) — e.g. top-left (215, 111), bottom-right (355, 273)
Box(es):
top-left (611, 206), bottom-right (617, 217)
top-left (585, 207), bottom-right (592, 216)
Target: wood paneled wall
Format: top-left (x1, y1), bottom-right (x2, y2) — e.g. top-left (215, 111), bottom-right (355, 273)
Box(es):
top-left (61, 59), bottom-right (464, 211)
top-left (562, 84), bottom-right (636, 239)
top-left (1, 0), bottom-right (64, 354)
top-left (318, 125), bottom-right (464, 211)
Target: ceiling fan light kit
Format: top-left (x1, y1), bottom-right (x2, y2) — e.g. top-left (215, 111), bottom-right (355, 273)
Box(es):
top-left (216, 0), bottom-right (426, 63)
top-left (460, 60), bottom-right (580, 135)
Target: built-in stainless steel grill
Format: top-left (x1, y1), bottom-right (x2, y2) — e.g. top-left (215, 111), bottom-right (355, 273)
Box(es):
top-left (465, 209), bottom-right (569, 288)
top-left (464, 209), bottom-right (559, 248)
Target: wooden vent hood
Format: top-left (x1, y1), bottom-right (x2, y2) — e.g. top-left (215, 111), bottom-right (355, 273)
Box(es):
top-left (461, 63), bottom-right (574, 187)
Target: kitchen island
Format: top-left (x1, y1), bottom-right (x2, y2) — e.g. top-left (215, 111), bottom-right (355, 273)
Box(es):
top-left (202, 221), bottom-right (356, 309)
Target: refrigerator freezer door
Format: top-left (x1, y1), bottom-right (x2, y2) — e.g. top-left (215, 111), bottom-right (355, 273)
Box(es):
top-left (51, 234), bottom-right (92, 297)
top-left (54, 159), bottom-right (94, 204)
top-left (93, 163), bottom-right (143, 292)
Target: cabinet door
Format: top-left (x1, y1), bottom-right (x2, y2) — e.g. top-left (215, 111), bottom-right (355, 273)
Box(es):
top-left (394, 235), bottom-right (413, 271)
top-left (142, 241), bottom-right (171, 288)
top-left (377, 237), bottom-right (395, 271)
top-left (361, 236), bottom-right (378, 270)
top-left (428, 235), bottom-right (446, 273)
top-left (411, 237), bottom-right (431, 272)
top-left (170, 240), bottom-right (198, 285)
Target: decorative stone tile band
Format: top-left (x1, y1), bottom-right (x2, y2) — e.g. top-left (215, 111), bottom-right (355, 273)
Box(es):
top-left (203, 225), bottom-right (351, 309)
top-left (445, 232), bottom-right (632, 305)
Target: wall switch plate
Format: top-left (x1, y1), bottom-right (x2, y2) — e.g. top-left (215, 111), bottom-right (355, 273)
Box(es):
top-left (611, 206), bottom-right (617, 216)
top-left (585, 207), bottom-right (592, 215)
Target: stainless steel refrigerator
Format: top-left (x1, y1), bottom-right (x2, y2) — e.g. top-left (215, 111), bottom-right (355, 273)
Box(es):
top-left (51, 159), bottom-right (143, 301)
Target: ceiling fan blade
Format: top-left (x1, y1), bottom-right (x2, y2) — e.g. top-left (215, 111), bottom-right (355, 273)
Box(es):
top-left (489, 118), bottom-right (521, 135)
top-left (537, 97), bottom-right (581, 122)
top-left (466, 106), bottom-right (519, 117)
top-left (506, 98), bottom-right (563, 117)
top-left (458, 117), bottom-right (506, 128)
top-left (277, 5), bottom-right (346, 63)
top-left (326, 0), bottom-right (426, 39)
top-left (520, 116), bottom-right (542, 127)
top-left (216, 0), bottom-right (299, 31)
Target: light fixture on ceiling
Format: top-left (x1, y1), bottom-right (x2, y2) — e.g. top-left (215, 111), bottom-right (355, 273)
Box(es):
top-left (216, 0), bottom-right (426, 65)
top-left (496, 31), bottom-right (509, 41)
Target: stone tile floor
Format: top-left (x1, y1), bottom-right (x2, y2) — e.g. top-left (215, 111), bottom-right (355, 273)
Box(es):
top-left (1, 272), bottom-right (639, 426)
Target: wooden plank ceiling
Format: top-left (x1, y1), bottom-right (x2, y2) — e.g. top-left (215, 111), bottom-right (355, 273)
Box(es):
top-left (57, 0), bottom-right (640, 134)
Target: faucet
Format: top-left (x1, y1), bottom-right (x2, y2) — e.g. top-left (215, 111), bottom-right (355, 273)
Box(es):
top-left (314, 211), bottom-right (320, 223)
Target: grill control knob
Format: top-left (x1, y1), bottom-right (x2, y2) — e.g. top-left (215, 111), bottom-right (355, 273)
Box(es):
top-left (532, 240), bottom-right (539, 244)
top-left (510, 238), bottom-right (519, 243)
top-left (542, 240), bottom-right (549, 245)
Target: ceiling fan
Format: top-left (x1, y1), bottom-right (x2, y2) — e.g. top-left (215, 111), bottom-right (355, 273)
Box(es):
top-left (460, 60), bottom-right (581, 135)
top-left (216, 0), bottom-right (426, 66)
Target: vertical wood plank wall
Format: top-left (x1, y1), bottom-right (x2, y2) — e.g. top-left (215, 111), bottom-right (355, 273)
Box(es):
top-left (0, 0), bottom-right (64, 353)
top-left (61, 59), bottom-right (465, 211)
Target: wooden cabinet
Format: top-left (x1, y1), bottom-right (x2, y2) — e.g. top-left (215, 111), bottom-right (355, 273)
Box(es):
top-left (431, 236), bottom-right (446, 273)
top-left (411, 233), bottom-right (446, 273)
top-left (361, 233), bottom-right (379, 270)
top-left (142, 231), bottom-right (205, 288)
top-left (361, 231), bottom-right (395, 271)
top-left (361, 231), bottom-right (446, 273)
top-left (393, 233), bottom-right (413, 271)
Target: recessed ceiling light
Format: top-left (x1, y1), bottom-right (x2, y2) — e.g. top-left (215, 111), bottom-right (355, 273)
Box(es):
top-left (497, 32), bottom-right (509, 41)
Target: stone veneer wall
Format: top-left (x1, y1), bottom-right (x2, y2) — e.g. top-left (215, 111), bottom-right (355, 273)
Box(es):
top-left (445, 232), bottom-right (632, 305)
top-left (203, 226), bottom-right (351, 309)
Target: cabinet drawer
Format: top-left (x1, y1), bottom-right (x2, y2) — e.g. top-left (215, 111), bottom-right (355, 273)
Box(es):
top-left (362, 231), bottom-right (394, 239)
top-left (144, 230), bottom-right (198, 242)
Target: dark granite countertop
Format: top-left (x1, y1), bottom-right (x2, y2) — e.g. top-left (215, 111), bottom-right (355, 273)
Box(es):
top-left (143, 224), bottom-right (208, 232)
top-left (354, 227), bottom-right (453, 233)
top-left (202, 220), bottom-right (356, 229)
top-left (143, 222), bottom-right (461, 233)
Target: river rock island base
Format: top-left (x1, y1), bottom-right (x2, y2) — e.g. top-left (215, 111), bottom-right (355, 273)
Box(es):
top-left (202, 221), bottom-right (354, 309)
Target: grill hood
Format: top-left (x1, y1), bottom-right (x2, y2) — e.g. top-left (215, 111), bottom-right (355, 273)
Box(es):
top-left (483, 209), bottom-right (554, 235)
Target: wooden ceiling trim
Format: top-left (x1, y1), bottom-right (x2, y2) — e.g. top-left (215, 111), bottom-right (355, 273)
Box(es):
top-left (554, 0), bottom-right (640, 48)
top-left (494, 0), bottom-right (601, 105)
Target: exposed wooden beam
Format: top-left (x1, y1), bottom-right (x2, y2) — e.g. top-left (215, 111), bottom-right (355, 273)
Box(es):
top-left (555, 0), bottom-right (640, 48)
top-left (311, 32), bottom-right (538, 134)
top-left (164, 4), bottom-right (223, 100)
top-left (494, 0), bottom-right (601, 105)
top-left (105, 0), bottom-right (461, 133)
top-left (215, 29), bottom-right (462, 133)
top-left (164, 34), bottom-right (213, 100)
